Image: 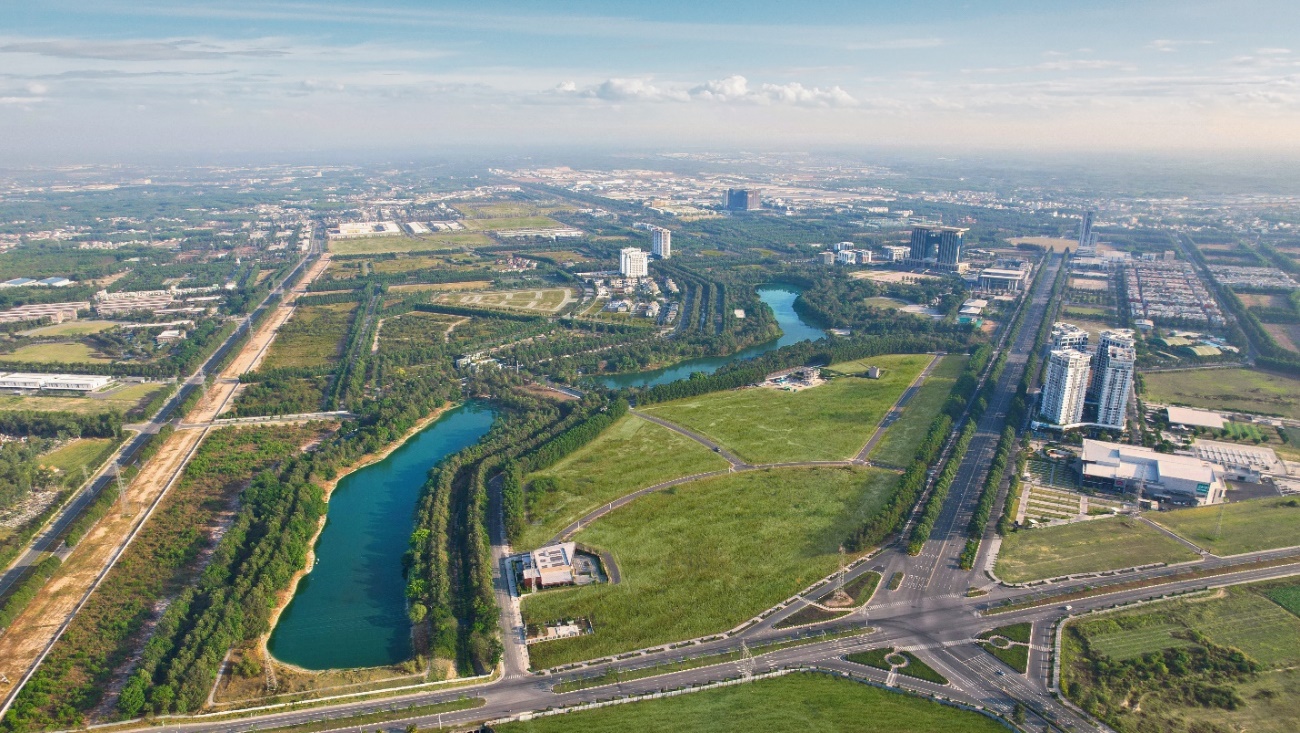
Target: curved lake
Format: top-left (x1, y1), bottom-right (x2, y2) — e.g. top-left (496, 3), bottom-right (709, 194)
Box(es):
top-left (268, 402), bottom-right (495, 670)
top-left (599, 285), bottom-right (826, 390)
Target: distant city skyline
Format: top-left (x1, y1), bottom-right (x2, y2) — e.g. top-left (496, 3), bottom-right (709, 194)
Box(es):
top-left (3, 0), bottom-right (1299, 159)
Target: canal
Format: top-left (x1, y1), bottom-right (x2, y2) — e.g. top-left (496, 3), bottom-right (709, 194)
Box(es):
top-left (267, 402), bottom-right (496, 670)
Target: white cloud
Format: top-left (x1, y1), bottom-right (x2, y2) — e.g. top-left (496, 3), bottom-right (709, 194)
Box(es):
top-left (553, 74), bottom-right (857, 107)
top-left (846, 38), bottom-right (944, 51)
top-left (1147, 39), bottom-right (1214, 53)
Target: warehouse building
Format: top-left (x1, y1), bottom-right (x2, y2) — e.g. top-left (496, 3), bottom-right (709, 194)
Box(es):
top-left (1080, 439), bottom-right (1226, 505)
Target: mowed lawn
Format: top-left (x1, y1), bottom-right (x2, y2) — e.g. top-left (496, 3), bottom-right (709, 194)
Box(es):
top-left (1151, 497), bottom-right (1300, 556)
top-left (0, 381), bottom-right (167, 415)
top-left (519, 414), bottom-right (729, 551)
top-left (5, 341), bottom-right (110, 363)
top-left (521, 466), bottom-right (899, 669)
top-left (1142, 368), bottom-right (1300, 420)
top-left (495, 672), bottom-right (1006, 733)
top-left (39, 437), bottom-right (116, 473)
top-left (995, 516), bottom-right (1199, 583)
top-left (870, 354), bottom-right (966, 467)
top-left (642, 354), bottom-right (930, 464)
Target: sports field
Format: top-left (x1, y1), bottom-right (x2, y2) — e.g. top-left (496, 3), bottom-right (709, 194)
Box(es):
top-left (4, 342), bottom-right (110, 363)
top-left (0, 382), bottom-right (166, 415)
top-left (642, 354), bottom-right (930, 464)
top-left (519, 414), bottom-right (729, 550)
top-left (1151, 497), bottom-right (1300, 556)
top-left (494, 672), bottom-right (1006, 733)
top-left (434, 287), bottom-right (575, 314)
top-left (1141, 368), bottom-right (1300, 419)
top-left (994, 516), bottom-right (1199, 583)
top-left (520, 466), bottom-right (899, 669)
top-left (870, 354), bottom-right (965, 466)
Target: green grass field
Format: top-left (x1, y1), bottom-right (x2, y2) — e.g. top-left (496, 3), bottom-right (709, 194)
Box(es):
top-left (462, 215), bottom-right (563, 231)
top-left (327, 231), bottom-right (492, 255)
top-left (495, 672), bottom-right (1002, 733)
top-left (863, 296), bottom-right (908, 310)
top-left (870, 354), bottom-right (965, 466)
top-left (520, 466), bottom-right (899, 669)
top-left (1267, 583), bottom-right (1300, 617)
top-left (1142, 368), bottom-right (1300, 419)
top-left (1151, 497), bottom-right (1300, 556)
top-left (642, 354), bottom-right (930, 464)
top-left (519, 414), bottom-right (730, 550)
top-left (260, 302), bottom-right (356, 370)
top-left (844, 649), bottom-right (949, 684)
top-left (435, 287), bottom-right (573, 314)
top-left (20, 320), bottom-right (119, 337)
top-left (995, 517), bottom-right (1199, 583)
top-left (0, 381), bottom-right (167, 415)
top-left (38, 438), bottom-right (115, 474)
top-left (1086, 623), bottom-right (1195, 661)
top-left (4, 341), bottom-right (110, 363)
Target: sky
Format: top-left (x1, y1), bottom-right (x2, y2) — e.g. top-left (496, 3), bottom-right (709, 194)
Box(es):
top-left (2, 0), bottom-right (1299, 161)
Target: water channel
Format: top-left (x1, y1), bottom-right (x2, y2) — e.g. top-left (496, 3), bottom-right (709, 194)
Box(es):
top-left (267, 402), bottom-right (495, 670)
top-left (598, 284), bottom-right (826, 390)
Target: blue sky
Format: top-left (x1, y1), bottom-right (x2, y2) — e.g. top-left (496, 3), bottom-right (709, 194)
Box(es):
top-left (2, 1), bottom-right (1298, 160)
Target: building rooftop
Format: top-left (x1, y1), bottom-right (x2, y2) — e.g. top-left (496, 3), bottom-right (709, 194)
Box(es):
top-left (1165, 406), bottom-right (1225, 430)
top-left (1082, 439), bottom-right (1222, 486)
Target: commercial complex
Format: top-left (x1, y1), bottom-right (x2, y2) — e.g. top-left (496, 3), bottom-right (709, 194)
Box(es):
top-left (0, 373), bottom-right (115, 391)
top-left (1080, 439), bottom-right (1226, 505)
top-left (977, 267), bottom-right (1029, 292)
top-left (326, 221), bottom-right (403, 239)
top-left (907, 225), bottom-right (968, 270)
top-left (1039, 349), bottom-right (1092, 427)
top-left (650, 226), bottom-right (672, 259)
top-left (1192, 439), bottom-right (1286, 484)
top-left (725, 188), bottom-right (761, 211)
top-left (619, 247), bottom-right (649, 278)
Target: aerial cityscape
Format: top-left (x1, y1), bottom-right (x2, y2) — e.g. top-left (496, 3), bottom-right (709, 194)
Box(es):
top-left (0, 2), bottom-right (1298, 733)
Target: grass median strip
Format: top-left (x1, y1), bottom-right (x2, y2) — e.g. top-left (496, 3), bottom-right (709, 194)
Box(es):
top-left (844, 648), bottom-right (949, 685)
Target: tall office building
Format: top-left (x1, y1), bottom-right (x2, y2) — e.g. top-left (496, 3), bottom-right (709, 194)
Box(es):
top-left (908, 225), bottom-right (968, 269)
top-left (725, 188), bottom-right (762, 211)
top-left (619, 247), bottom-right (649, 278)
top-left (1095, 344), bottom-right (1136, 429)
top-left (1050, 322), bottom-right (1090, 352)
top-left (651, 227), bottom-right (671, 259)
top-left (1090, 329), bottom-right (1136, 395)
top-left (1040, 349), bottom-right (1093, 427)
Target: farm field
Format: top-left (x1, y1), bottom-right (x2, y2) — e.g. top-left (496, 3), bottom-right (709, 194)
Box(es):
top-left (461, 215), bottom-right (564, 231)
top-left (4, 341), bottom-right (110, 363)
top-left (20, 320), bottom-right (119, 337)
top-left (870, 354), bottom-right (965, 467)
top-left (259, 302), bottom-right (356, 370)
top-left (38, 437), bottom-right (115, 474)
top-left (1141, 367), bottom-right (1300, 419)
top-left (495, 672), bottom-right (1006, 733)
top-left (995, 516), bottom-right (1199, 583)
top-left (520, 466), bottom-right (899, 669)
top-left (1151, 497), bottom-right (1300, 556)
top-left (1264, 323), bottom-right (1300, 353)
top-left (434, 287), bottom-right (575, 314)
top-left (519, 414), bottom-right (730, 550)
top-left (0, 381), bottom-right (167, 415)
top-left (642, 354), bottom-right (930, 464)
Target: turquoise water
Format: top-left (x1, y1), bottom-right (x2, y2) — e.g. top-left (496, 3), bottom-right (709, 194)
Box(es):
top-left (599, 285), bottom-right (825, 390)
top-left (267, 403), bottom-right (495, 670)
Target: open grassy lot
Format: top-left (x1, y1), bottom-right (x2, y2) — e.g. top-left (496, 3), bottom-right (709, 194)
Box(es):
top-left (454, 202), bottom-right (570, 219)
top-left (4, 341), bottom-right (110, 363)
top-left (520, 466), bottom-right (899, 669)
top-left (1141, 368), bottom-right (1300, 419)
top-left (1151, 497), bottom-right (1300, 556)
top-left (327, 232), bottom-right (491, 255)
top-left (0, 381), bottom-right (167, 416)
top-left (461, 215), bottom-right (563, 232)
top-left (260, 302), bottom-right (356, 370)
top-left (376, 311), bottom-right (461, 351)
top-left (496, 672), bottom-right (1006, 733)
top-left (520, 414), bottom-right (729, 550)
top-left (870, 354), bottom-right (965, 467)
top-left (20, 320), bottom-right (120, 337)
top-left (642, 354), bottom-right (929, 464)
top-left (1063, 581), bottom-right (1300, 733)
top-left (434, 287), bottom-right (574, 314)
top-left (863, 296), bottom-right (908, 310)
top-left (39, 437), bottom-right (115, 474)
top-left (995, 516), bottom-right (1199, 583)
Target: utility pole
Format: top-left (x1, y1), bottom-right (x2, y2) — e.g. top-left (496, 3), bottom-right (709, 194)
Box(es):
top-left (115, 463), bottom-right (130, 517)
top-left (738, 640), bottom-right (754, 680)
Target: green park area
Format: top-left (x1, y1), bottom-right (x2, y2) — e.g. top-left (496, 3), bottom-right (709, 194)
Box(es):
top-left (0, 381), bottom-right (167, 416)
top-left (260, 302), bottom-right (356, 370)
top-left (1063, 581), bottom-right (1300, 733)
top-left (4, 341), bottom-right (110, 363)
top-left (496, 672), bottom-right (1004, 733)
top-left (519, 414), bottom-right (729, 550)
top-left (1141, 368), bottom-right (1300, 420)
top-left (435, 287), bottom-right (574, 314)
top-left (1151, 497), bottom-right (1300, 556)
top-left (20, 320), bottom-right (119, 337)
top-left (870, 354), bottom-right (965, 467)
top-left (995, 516), bottom-right (1199, 583)
top-left (520, 466), bottom-right (899, 669)
top-left (453, 202), bottom-right (570, 219)
top-left (641, 354), bottom-right (930, 464)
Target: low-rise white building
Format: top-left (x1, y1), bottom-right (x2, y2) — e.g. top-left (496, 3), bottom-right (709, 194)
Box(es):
top-left (0, 373), bottom-right (114, 391)
top-left (1192, 440), bottom-right (1286, 483)
top-left (1080, 439), bottom-right (1226, 505)
top-left (521, 542), bottom-right (577, 590)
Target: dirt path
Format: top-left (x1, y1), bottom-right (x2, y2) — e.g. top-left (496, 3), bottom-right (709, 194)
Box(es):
top-left (0, 255), bottom-right (331, 704)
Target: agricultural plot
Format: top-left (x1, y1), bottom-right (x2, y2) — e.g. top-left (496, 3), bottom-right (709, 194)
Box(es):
top-left (495, 672), bottom-right (1006, 733)
top-left (995, 516), bottom-right (1199, 583)
top-left (4, 341), bottom-right (110, 363)
top-left (520, 466), bottom-right (899, 669)
top-left (1141, 368), bottom-right (1300, 419)
top-left (520, 414), bottom-right (729, 551)
top-left (0, 381), bottom-right (167, 416)
top-left (643, 354), bottom-right (930, 464)
top-left (434, 287), bottom-right (575, 314)
top-left (869, 354), bottom-right (966, 467)
top-left (1151, 497), bottom-right (1300, 556)
top-left (259, 302), bottom-right (357, 370)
